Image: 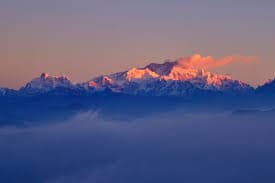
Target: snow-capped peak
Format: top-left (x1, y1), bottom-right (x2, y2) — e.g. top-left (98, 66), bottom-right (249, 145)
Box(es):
top-left (20, 73), bottom-right (75, 94)
top-left (142, 56), bottom-right (249, 90)
top-left (125, 68), bottom-right (159, 81)
top-left (85, 55), bottom-right (253, 96)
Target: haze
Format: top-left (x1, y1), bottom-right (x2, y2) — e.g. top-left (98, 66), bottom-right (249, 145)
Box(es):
top-left (1, 109), bottom-right (275, 183)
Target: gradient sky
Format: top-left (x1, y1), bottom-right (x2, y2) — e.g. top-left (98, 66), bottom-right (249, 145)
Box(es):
top-left (0, 0), bottom-right (275, 88)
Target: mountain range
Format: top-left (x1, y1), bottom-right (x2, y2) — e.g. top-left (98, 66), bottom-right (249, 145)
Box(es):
top-left (0, 56), bottom-right (275, 126)
top-left (1, 57), bottom-right (274, 97)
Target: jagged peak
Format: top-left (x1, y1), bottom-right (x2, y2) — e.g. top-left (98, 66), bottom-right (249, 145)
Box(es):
top-left (39, 72), bottom-right (70, 81)
top-left (40, 72), bottom-right (49, 79)
top-left (20, 73), bottom-right (74, 93)
top-left (264, 78), bottom-right (275, 85)
top-left (125, 67), bottom-right (159, 81)
top-left (142, 55), bottom-right (233, 82)
top-left (145, 60), bottom-right (176, 75)
top-left (87, 55), bottom-right (251, 93)
top-left (144, 57), bottom-right (235, 87)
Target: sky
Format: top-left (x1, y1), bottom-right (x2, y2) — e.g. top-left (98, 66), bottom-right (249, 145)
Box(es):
top-left (0, 0), bottom-right (275, 88)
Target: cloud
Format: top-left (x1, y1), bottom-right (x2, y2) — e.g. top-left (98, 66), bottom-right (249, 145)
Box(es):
top-left (177, 54), bottom-right (257, 70)
top-left (1, 109), bottom-right (275, 183)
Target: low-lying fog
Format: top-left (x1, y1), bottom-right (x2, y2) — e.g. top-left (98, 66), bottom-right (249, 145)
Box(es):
top-left (1, 109), bottom-right (275, 183)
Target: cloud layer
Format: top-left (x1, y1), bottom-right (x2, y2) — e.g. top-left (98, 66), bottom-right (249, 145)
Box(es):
top-left (1, 109), bottom-right (275, 183)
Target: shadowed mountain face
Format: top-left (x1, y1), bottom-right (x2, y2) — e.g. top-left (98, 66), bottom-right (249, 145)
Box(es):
top-left (257, 79), bottom-right (275, 95)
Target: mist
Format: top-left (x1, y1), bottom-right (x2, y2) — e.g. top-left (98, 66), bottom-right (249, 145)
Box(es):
top-left (1, 109), bottom-right (275, 183)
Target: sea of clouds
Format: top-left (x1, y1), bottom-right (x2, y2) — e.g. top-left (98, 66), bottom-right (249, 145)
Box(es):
top-left (1, 109), bottom-right (275, 183)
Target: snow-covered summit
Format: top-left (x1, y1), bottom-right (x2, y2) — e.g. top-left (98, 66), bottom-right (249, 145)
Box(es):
top-left (20, 73), bottom-right (75, 94)
top-left (85, 55), bottom-right (253, 96)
